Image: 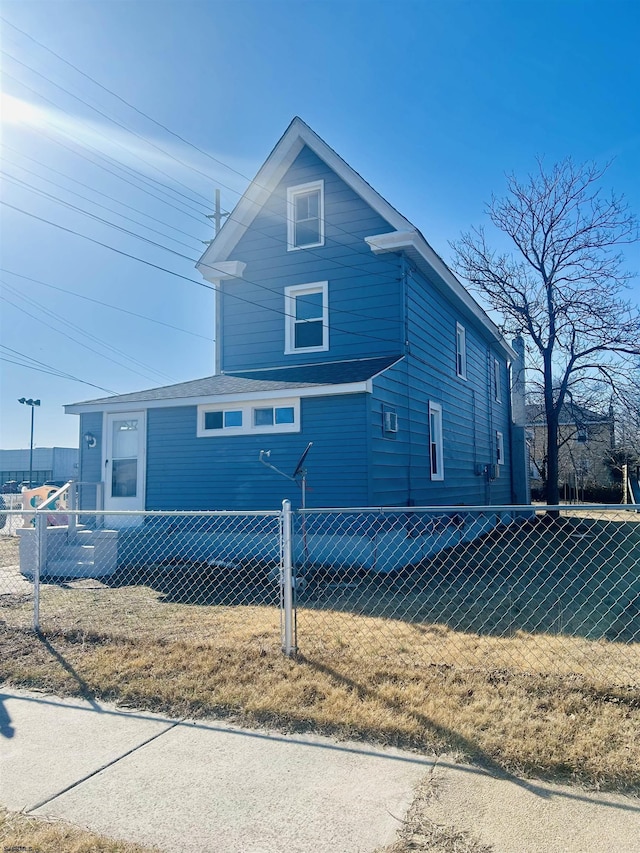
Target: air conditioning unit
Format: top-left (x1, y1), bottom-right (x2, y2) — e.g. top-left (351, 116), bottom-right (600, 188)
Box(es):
top-left (384, 410), bottom-right (398, 433)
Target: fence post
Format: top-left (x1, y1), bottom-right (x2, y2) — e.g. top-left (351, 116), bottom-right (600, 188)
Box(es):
top-left (68, 482), bottom-right (77, 538)
top-left (34, 511), bottom-right (45, 631)
top-left (281, 499), bottom-right (296, 657)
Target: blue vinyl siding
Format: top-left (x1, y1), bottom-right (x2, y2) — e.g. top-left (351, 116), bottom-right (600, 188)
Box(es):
top-left (79, 412), bottom-right (103, 510)
top-left (145, 394), bottom-right (369, 511)
top-left (367, 265), bottom-right (514, 507)
top-left (221, 145), bottom-right (403, 371)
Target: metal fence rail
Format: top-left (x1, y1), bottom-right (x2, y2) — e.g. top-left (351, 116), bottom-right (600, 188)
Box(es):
top-left (1, 503), bottom-right (638, 686)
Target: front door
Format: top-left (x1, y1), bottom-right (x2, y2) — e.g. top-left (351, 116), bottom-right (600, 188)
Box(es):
top-left (104, 412), bottom-right (146, 525)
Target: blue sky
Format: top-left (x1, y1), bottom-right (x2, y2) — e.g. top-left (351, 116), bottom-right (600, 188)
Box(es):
top-left (1, 0), bottom-right (638, 450)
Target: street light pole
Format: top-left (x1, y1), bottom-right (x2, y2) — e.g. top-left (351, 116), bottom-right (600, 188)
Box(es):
top-left (18, 398), bottom-right (41, 488)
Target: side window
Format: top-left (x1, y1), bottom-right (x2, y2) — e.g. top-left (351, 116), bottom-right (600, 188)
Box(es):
top-left (496, 431), bottom-right (504, 465)
top-left (198, 399), bottom-right (300, 437)
top-left (429, 402), bottom-right (444, 481)
top-left (287, 181), bottom-right (324, 250)
top-left (284, 282), bottom-right (329, 354)
top-left (456, 323), bottom-right (467, 379)
top-left (493, 358), bottom-right (502, 402)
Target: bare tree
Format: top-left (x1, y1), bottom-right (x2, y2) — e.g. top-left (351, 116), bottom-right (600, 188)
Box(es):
top-left (451, 158), bottom-right (640, 505)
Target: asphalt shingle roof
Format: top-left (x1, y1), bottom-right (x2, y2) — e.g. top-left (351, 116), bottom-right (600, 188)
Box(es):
top-left (69, 356), bottom-right (401, 407)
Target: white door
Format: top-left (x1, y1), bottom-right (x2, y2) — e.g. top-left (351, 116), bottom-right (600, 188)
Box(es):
top-left (104, 412), bottom-right (146, 525)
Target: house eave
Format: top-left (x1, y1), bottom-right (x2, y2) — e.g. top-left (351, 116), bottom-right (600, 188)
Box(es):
top-left (366, 231), bottom-right (516, 359)
top-left (196, 117), bottom-right (411, 270)
top-left (64, 380), bottom-right (372, 415)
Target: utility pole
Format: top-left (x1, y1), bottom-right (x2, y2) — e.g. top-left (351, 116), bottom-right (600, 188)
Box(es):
top-left (203, 189), bottom-right (229, 243)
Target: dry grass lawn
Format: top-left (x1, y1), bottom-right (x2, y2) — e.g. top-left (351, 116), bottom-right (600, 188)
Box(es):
top-left (1, 511), bottom-right (639, 803)
top-left (0, 806), bottom-right (160, 853)
top-left (1, 598), bottom-right (639, 794)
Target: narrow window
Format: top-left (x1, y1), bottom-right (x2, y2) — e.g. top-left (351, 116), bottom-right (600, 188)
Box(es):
top-left (496, 431), bottom-right (504, 465)
top-left (493, 358), bottom-right (502, 402)
top-left (287, 181), bottom-right (324, 250)
top-left (456, 323), bottom-right (467, 379)
top-left (284, 282), bottom-right (328, 353)
top-left (429, 402), bottom-right (444, 481)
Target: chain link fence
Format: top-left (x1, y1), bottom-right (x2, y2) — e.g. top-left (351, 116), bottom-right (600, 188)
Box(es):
top-left (1, 502), bottom-right (639, 685)
top-left (293, 505), bottom-right (640, 685)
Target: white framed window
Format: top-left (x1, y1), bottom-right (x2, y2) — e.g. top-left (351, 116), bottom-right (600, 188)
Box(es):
top-left (284, 282), bottom-right (329, 354)
top-left (493, 358), bottom-right (502, 402)
top-left (496, 431), bottom-right (504, 465)
top-left (456, 323), bottom-right (467, 379)
top-left (383, 407), bottom-right (398, 434)
top-left (198, 398), bottom-right (300, 437)
top-left (429, 402), bottom-right (444, 481)
top-left (287, 180), bottom-right (324, 250)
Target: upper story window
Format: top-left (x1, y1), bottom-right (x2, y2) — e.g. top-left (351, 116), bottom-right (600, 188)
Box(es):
top-left (198, 398), bottom-right (300, 437)
top-left (284, 282), bottom-right (329, 354)
top-left (287, 180), bottom-right (324, 250)
top-left (456, 323), bottom-right (467, 379)
top-left (493, 358), bottom-right (502, 402)
top-left (429, 401), bottom-right (444, 481)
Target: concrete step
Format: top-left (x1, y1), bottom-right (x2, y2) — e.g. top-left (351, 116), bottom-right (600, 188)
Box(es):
top-left (53, 544), bottom-right (96, 559)
top-left (46, 559), bottom-right (98, 579)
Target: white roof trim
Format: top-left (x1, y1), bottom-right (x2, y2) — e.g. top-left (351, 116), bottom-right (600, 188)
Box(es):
top-left (198, 260), bottom-right (246, 285)
top-left (65, 380), bottom-right (372, 415)
top-left (196, 116), bottom-right (412, 272)
top-left (366, 231), bottom-right (516, 359)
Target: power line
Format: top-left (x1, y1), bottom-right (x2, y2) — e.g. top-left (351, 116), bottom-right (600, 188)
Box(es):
top-left (0, 38), bottom-right (407, 282)
top-left (1, 171), bottom-right (207, 262)
top-left (1, 200), bottom-right (403, 347)
top-left (2, 172), bottom-right (403, 330)
top-left (1, 284), bottom-right (175, 383)
top-left (0, 344), bottom-right (118, 393)
top-left (1, 48), bottom-right (215, 208)
top-left (1, 142), bottom-right (205, 243)
top-left (1, 159), bottom-right (201, 251)
top-left (0, 267), bottom-right (214, 342)
top-left (1, 70), bottom-right (212, 222)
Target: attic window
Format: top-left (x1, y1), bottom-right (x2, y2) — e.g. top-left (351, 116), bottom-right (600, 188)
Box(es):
top-left (287, 181), bottom-right (324, 250)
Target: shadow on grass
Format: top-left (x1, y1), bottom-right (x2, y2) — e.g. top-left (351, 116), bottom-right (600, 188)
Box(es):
top-left (37, 515), bottom-right (640, 645)
top-left (300, 655), bottom-right (640, 803)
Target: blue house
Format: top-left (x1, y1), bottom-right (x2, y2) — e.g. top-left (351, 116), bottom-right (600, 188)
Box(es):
top-left (65, 118), bottom-right (528, 517)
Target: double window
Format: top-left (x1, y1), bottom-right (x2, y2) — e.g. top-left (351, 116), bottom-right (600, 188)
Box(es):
top-left (198, 398), bottom-right (300, 437)
top-left (429, 402), bottom-right (444, 481)
top-left (284, 282), bottom-right (328, 354)
top-left (287, 181), bottom-right (324, 250)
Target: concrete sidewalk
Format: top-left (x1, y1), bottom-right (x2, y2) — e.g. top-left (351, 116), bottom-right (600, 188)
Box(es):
top-left (1, 688), bottom-right (639, 853)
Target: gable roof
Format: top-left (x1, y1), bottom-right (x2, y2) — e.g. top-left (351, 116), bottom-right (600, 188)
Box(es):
top-left (196, 117), bottom-right (413, 272)
top-left (196, 117), bottom-right (515, 359)
top-left (65, 356), bottom-right (401, 413)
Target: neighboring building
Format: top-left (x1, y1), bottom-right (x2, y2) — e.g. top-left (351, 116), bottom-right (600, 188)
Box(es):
top-left (0, 447), bottom-right (79, 487)
top-left (65, 117), bottom-right (529, 517)
top-left (526, 402), bottom-right (615, 495)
